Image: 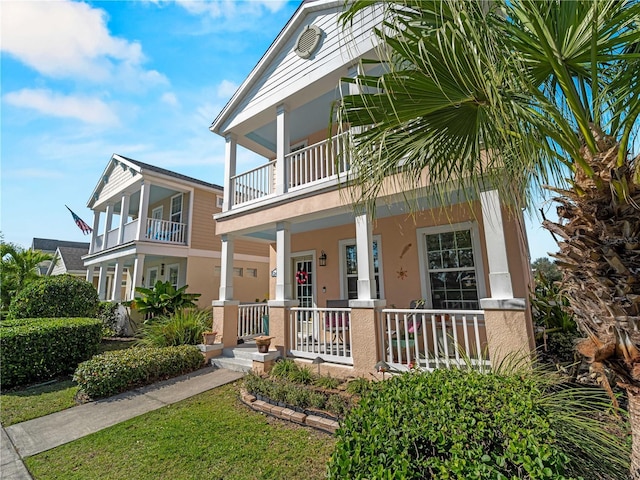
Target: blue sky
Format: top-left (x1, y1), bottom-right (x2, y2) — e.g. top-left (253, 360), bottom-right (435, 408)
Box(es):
top-left (1, 0), bottom-right (558, 260)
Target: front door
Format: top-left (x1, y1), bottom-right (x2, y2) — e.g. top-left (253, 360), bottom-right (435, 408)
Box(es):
top-left (293, 256), bottom-right (314, 307)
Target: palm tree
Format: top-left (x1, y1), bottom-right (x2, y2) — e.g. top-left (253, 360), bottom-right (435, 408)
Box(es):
top-left (1, 242), bottom-right (54, 309)
top-left (338, 0), bottom-right (640, 474)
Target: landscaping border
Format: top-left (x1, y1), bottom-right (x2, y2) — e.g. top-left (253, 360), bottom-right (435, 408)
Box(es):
top-left (240, 388), bottom-right (339, 434)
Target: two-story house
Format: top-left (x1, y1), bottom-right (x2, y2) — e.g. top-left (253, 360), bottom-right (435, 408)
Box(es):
top-left (83, 154), bottom-right (270, 308)
top-left (209, 0), bottom-right (535, 375)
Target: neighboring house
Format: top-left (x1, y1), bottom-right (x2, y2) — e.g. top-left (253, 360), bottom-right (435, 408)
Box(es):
top-left (209, 0), bottom-right (535, 375)
top-left (82, 154), bottom-right (270, 307)
top-left (31, 238), bottom-right (90, 276)
top-left (46, 246), bottom-right (91, 279)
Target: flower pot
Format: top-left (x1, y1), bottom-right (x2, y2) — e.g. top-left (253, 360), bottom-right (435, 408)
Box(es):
top-left (254, 335), bottom-right (274, 353)
top-left (202, 332), bottom-right (218, 345)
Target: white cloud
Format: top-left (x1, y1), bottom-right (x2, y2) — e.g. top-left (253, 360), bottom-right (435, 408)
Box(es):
top-left (172, 0), bottom-right (287, 17)
top-left (3, 168), bottom-right (65, 180)
top-left (216, 80), bottom-right (239, 99)
top-left (161, 92), bottom-right (180, 106)
top-left (4, 89), bottom-right (120, 126)
top-left (1, 1), bottom-right (167, 87)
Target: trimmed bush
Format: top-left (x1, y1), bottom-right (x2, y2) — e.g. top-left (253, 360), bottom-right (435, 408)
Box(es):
top-left (74, 345), bottom-right (204, 398)
top-left (136, 309), bottom-right (210, 347)
top-left (0, 317), bottom-right (102, 388)
top-left (328, 369), bottom-right (629, 479)
top-left (9, 275), bottom-right (99, 319)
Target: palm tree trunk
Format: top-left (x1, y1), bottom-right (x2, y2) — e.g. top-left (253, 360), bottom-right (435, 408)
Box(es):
top-left (628, 386), bottom-right (640, 479)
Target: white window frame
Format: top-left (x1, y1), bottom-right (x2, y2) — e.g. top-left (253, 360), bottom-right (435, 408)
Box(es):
top-left (338, 235), bottom-right (384, 300)
top-left (170, 193), bottom-right (183, 224)
top-left (146, 266), bottom-right (159, 288)
top-left (167, 263), bottom-right (179, 288)
top-left (151, 206), bottom-right (163, 220)
top-left (416, 221), bottom-right (486, 309)
top-left (291, 250), bottom-right (316, 308)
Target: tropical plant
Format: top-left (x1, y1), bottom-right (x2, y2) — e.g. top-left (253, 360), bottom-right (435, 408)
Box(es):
top-left (338, 0), bottom-right (640, 473)
top-left (135, 308), bottom-right (211, 347)
top-left (0, 242), bottom-right (54, 309)
top-left (130, 281), bottom-right (201, 319)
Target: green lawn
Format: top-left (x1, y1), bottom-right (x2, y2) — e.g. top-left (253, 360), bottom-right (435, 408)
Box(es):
top-left (25, 383), bottom-right (336, 480)
top-left (0, 338), bottom-right (135, 426)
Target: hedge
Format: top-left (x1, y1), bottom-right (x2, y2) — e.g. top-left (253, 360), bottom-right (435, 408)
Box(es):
top-left (0, 317), bottom-right (103, 388)
top-left (9, 275), bottom-right (99, 319)
top-left (74, 345), bottom-right (204, 399)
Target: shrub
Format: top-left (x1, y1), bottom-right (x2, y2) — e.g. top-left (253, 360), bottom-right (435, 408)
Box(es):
top-left (130, 281), bottom-right (201, 319)
top-left (315, 375), bottom-right (340, 390)
top-left (97, 302), bottom-right (120, 337)
top-left (270, 358), bottom-right (301, 380)
top-left (345, 377), bottom-right (374, 396)
top-left (74, 345), bottom-right (204, 399)
top-left (0, 317), bottom-right (102, 388)
top-left (328, 369), bottom-right (629, 480)
top-left (135, 309), bottom-right (210, 347)
top-left (8, 275), bottom-right (99, 319)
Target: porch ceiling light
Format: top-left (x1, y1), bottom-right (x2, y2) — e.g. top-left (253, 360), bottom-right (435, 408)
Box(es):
top-left (319, 250), bottom-right (327, 267)
top-left (294, 24), bottom-right (322, 59)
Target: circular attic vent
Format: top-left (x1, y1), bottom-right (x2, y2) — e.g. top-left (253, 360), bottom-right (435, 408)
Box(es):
top-left (294, 25), bottom-right (322, 59)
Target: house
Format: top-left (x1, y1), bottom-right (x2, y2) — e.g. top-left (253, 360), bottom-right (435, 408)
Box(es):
top-left (82, 154), bottom-right (270, 308)
top-left (46, 246), bottom-right (91, 280)
top-left (209, 1), bottom-right (535, 375)
top-left (31, 238), bottom-right (90, 276)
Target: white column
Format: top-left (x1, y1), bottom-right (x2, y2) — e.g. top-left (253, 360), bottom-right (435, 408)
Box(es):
top-left (136, 181), bottom-right (150, 241)
top-left (480, 189), bottom-right (514, 299)
top-left (275, 221), bottom-right (292, 300)
top-left (111, 260), bottom-right (124, 302)
top-left (97, 263), bottom-right (108, 301)
top-left (131, 253), bottom-right (145, 300)
top-left (103, 204), bottom-right (114, 246)
top-left (88, 211), bottom-right (100, 254)
top-left (355, 213), bottom-right (376, 301)
top-left (223, 134), bottom-right (237, 211)
top-left (117, 194), bottom-right (130, 244)
top-left (275, 104), bottom-right (290, 195)
top-left (219, 234), bottom-right (235, 301)
top-left (85, 265), bottom-right (95, 284)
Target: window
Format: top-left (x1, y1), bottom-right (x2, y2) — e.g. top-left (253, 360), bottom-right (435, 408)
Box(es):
top-left (167, 264), bottom-right (179, 288)
top-left (170, 194), bottom-right (183, 224)
top-left (233, 267), bottom-right (243, 277)
top-left (147, 267), bottom-right (158, 288)
top-left (419, 224), bottom-right (484, 310)
top-left (246, 268), bottom-right (258, 278)
top-left (216, 195), bottom-right (224, 209)
top-left (340, 237), bottom-right (383, 300)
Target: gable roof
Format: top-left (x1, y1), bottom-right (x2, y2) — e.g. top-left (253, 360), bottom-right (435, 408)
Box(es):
top-left (32, 238), bottom-right (90, 253)
top-left (47, 246), bottom-right (89, 275)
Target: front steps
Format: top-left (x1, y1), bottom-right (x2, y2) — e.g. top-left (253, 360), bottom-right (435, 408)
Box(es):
top-left (210, 340), bottom-right (281, 373)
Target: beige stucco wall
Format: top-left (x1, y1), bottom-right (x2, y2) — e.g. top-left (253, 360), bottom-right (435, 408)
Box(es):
top-left (212, 258), bottom-right (270, 303)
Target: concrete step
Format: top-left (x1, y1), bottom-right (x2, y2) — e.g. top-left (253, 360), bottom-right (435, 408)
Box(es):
top-left (210, 356), bottom-right (253, 373)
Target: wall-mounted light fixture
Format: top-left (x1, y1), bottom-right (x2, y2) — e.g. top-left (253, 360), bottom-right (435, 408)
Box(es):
top-left (161, 263), bottom-right (165, 275)
top-left (319, 250), bottom-right (327, 267)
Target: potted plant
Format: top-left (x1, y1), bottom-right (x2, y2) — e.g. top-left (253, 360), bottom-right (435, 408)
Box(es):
top-left (202, 331), bottom-right (218, 345)
top-left (254, 335), bottom-right (274, 353)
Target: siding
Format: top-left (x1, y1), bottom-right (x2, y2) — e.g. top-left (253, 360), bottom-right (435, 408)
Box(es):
top-left (97, 163), bottom-right (138, 205)
top-left (191, 189), bottom-right (218, 250)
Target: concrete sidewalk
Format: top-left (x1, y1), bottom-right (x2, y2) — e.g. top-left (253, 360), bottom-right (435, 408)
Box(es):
top-left (1, 367), bottom-right (244, 479)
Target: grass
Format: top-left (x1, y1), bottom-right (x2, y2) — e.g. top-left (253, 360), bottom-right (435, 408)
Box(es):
top-left (25, 383), bottom-right (336, 480)
top-left (0, 338), bottom-right (136, 426)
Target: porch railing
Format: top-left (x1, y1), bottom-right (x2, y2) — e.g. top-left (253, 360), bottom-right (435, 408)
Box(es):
top-left (230, 161), bottom-right (275, 205)
top-left (287, 132), bottom-right (350, 190)
top-left (145, 218), bottom-right (186, 244)
top-left (288, 307), bottom-right (352, 365)
top-left (238, 303), bottom-right (269, 338)
top-left (380, 309), bottom-right (489, 371)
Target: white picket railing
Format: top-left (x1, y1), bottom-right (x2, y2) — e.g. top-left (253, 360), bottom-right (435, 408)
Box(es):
top-left (288, 307), bottom-right (353, 365)
top-left (145, 218), bottom-right (186, 244)
top-left (238, 303), bottom-right (269, 338)
top-left (231, 161), bottom-right (275, 205)
top-left (287, 132), bottom-right (350, 189)
top-left (380, 309), bottom-right (489, 371)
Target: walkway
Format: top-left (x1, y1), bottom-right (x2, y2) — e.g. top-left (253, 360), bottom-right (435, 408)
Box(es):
top-left (1, 367), bottom-right (244, 480)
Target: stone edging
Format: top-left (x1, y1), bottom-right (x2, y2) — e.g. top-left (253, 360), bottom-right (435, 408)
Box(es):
top-left (239, 389), bottom-right (339, 434)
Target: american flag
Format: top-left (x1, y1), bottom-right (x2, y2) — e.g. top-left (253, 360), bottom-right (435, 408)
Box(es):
top-left (66, 205), bottom-right (93, 235)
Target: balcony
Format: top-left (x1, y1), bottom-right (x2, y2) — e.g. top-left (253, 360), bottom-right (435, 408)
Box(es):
top-left (229, 132), bottom-right (351, 209)
top-left (92, 218), bottom-right (186, 253)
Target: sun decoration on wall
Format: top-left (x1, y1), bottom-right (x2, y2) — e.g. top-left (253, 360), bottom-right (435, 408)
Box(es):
top-left (396, 267), bottom-right (408, 280)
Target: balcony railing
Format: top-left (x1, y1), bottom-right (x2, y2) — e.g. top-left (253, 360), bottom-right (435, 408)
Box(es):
top-left (229, 133), bottom-right (351, 209)
top-left (145, 218), bottom-right (186, 244)
top-left (238, 303), bottom-right (269, 338)
top-left (288, 307), bottom-right (353, 365)
top-left (380, 309), bottom-right (490, 371)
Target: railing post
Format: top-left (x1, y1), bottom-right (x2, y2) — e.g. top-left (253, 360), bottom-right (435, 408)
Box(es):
top-left (267, 300), bottom-right (298, 357)
top-left (212, 300), bottom-right (239, 349)
top-left (480, 299), bottom-right (534, 368)
top-left (349, 300), bottom-right (385, 376)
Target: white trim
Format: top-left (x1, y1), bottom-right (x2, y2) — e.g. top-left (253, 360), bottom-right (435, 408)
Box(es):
top-left (291, 249), bottom-right (317, 308)
top-left (416, 221), bottom-right (486, 309)
top-left (146, 266), bottom-right (159, 288)
top-left (170, 193), bottom-right (183, 224)
top-left (152, 205), bottom-right (163, 220)
top-left (290, 139), bottom-right (308, 152)
top-left (166, 263), bottom-right (180, 287)
top-left (338, 235), bottom-right (384, 300)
